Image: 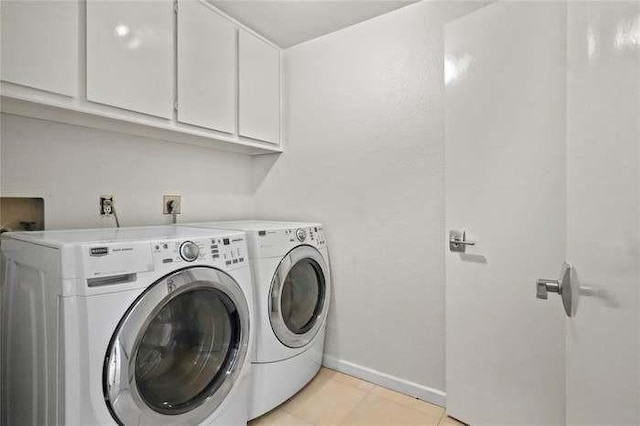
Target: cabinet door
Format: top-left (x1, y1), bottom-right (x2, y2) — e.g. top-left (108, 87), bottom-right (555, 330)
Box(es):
top-left (86, 0), bottom-right (173, 118)
top-left (177, 1), bottom-right (236, 133)
top-left (239, 30), bottom-right (280, 144)
top-left (1, 0), bottom-right (78, 97)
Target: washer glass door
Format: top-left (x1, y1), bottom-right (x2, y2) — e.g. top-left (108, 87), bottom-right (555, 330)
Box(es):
top-left (104, 267), bottom-right (250, 425)
top-left (269, 246), bottom-right (330, 348)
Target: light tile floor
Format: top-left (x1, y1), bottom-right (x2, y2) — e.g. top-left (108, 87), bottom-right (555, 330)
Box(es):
top-left (249, 368), bottom-right (466, 426)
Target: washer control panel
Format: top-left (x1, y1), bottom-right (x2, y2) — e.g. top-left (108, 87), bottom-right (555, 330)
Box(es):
top-left (80, 231), bottom-right (247, 290)
top-left (151, 235), bottom-right (246, 268)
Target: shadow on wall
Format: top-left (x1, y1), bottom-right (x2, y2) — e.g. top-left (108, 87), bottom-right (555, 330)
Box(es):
top-left (252, 153), bottom-right (281, 195)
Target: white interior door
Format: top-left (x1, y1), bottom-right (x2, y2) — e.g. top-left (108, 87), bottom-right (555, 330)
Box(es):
top-left (444, 2), bottom-right (568, 424)
top-left (565, 2), bottom-right (640, 424)
top-left (446, 1), bottom-right (640, 424)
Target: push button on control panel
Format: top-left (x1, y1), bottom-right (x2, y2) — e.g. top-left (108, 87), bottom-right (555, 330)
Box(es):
top-left (213, 235), bottom-right (247, 267)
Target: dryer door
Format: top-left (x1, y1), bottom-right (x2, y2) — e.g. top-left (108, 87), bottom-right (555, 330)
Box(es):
top-left (269, 246), bottom-right (330, 348)
top-left (104, 266), bottom-right (250, 425)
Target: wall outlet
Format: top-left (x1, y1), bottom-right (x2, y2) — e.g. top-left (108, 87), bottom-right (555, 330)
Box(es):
top-left (100, 195), bottom-right (114, 216)
top-left (163, 195), bottom-right (181, 215)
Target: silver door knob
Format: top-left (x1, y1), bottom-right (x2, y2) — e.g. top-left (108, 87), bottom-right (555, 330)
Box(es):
top-left (449, 230), bottom-right (475, 253)
top-left (536, 262), bottom-right (574, 317)
top-left (536, 278), bottom-right (561, 299)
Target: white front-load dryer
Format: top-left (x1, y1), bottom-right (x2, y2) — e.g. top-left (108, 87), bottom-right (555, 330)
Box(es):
top-left (1, 226), bottom-right (254, 425)
top-left (185, 221), bottom-right (331, 419)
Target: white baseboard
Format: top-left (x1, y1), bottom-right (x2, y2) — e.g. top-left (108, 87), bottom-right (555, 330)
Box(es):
top-left (322, 354), bottom-right (446, 408)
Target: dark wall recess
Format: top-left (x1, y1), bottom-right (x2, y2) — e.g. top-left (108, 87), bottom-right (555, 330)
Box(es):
top-left (0, 197), bottom-right (45, 233)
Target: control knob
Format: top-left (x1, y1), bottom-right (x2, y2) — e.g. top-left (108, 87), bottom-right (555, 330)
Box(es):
top-left (296, 228), bottom-right (307, 242)
top-left (180, 241), bottom-right (200, 262)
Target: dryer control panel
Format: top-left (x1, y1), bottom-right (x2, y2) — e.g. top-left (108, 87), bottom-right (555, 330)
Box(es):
top-left (253, 225), bottom-right (326, 258)
top-left (289, 226), bottom-right (326, 246)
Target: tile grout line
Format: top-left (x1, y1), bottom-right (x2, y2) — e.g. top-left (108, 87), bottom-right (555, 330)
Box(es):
top-left (334, 376), bottom-right (372, 426)
top-left (332, 369), bottom-right (448, 425)
top-left (280, 369), bottom-right (448, 426)
top-left (342, 372), bottom-right (446, 425)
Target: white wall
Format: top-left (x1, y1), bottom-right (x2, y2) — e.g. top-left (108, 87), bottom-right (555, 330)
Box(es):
top-left (1, 113), bottom-right (254, 230)
top-left (253, 1), bottom-right (486, 399)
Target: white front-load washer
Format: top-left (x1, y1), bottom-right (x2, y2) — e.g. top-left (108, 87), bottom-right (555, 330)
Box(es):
top-left (185, 221), bottom-right (331, 419)
top-left (0, 226), bottom-right (254, 425)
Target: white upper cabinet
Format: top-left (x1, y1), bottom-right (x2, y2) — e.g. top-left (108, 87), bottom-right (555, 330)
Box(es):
top-left (1, 0), bottom-right (282, 153)
top-left (177, 1), bottom-right (236, 133)
top-left (239, 30), bottom-right (280, 144)
top-left (1, 0), bottom-right (78, 97)
top-left (86, 0), bottom-right (173, 118)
